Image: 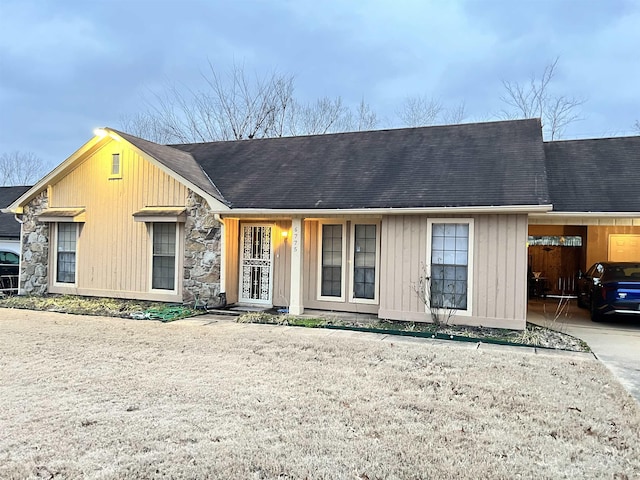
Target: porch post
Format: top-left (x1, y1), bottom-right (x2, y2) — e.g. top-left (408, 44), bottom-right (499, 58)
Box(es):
top-left (289, 217), bottom-right (304, 315)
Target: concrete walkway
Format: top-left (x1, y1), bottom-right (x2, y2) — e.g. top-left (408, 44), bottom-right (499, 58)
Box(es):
top-left (528, 298), bottom-right (640, 404)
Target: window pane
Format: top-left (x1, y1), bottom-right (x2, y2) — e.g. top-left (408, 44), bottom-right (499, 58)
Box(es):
top-left (353, 225), bottom-right (377, 299)
top-left (57, 224), bottom-right (76, 283)
top-left (455, 224), bottom-right (469, 237)
top-left (322, 266), bottom-right (341, 297)
top-left (443, 250), bottom-right (456, 264)
top-left (430, 223), bottom-right (469, 310)
top-left (321, 224), bottom-right (342, 297)
top-left (432, 224), bottom-right (445, 236)
top-left (112, 153), bottom-right (120, 175)
top-left (152, 256), bottom-right (175, 290)
top-left (455, 251), bottom-right (468, 265)
top-left (432, 236), bottom-right (444, 250)
top-left (152, 223), bottom-right (176, 290)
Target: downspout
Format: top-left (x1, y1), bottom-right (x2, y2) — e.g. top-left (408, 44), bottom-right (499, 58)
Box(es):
top-left (14, 213), bottom-right (25, 296)
top-left (213, 214), bottom-right (226, 301)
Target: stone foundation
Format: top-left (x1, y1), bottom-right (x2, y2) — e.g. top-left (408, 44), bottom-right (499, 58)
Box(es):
top-left (20, 192), bottom-right (49, 295)
top-left (183, 191), bottom-right (222, 305)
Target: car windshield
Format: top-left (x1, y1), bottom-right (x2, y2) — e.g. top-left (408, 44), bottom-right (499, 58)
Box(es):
top-left (0, 251), bottom-right (19, 265)
top-left (603, 264), bottom-right (640, 281)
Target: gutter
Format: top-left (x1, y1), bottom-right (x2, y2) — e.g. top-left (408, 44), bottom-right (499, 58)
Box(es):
top-left (530, 211), bottom-right (640, 218)
top-left (210, 204), bottom-right (554, 216)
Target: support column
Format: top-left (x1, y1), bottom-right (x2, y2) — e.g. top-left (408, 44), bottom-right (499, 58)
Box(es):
top-left (289, 217), bottom-right (304, 315)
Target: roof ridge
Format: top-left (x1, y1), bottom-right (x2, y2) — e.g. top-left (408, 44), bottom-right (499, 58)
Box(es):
top-left (169, 118), bottom-right (543, 148)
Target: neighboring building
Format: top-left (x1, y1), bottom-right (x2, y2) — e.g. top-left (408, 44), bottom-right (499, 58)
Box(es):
top-left (0, 186), bottom-right (31, 293)
top-left (4, 119), bottom-right (640, 329)
top-left (0, 185), bottom-right (31, 254)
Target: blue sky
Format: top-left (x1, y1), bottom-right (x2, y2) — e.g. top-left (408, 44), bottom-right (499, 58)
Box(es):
top-left (1, 0), bottom-right (639, 169)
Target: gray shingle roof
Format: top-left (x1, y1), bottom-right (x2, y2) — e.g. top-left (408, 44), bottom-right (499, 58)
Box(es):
top-left (0, 185), bottom-right (30, 238)
top-left (111, 129), bottom-right (227, 204)
top-left (171, 118), bottom-right (550, 210)
top-left (544, 136), bottom-right (640, 212)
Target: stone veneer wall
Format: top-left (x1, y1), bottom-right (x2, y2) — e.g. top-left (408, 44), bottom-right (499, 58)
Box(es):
top-left (20, 191), bottom-right (49, 295)
top-left (183, 191), bottom-right (222, 305)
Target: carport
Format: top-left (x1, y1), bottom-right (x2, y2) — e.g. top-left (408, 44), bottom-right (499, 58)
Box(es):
top-left (527, 135), bottom-right (640, 297)
top-left (527, 221), bottom-right (640, 296)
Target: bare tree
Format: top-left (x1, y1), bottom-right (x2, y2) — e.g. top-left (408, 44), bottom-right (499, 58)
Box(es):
top-left (198, 62), bottom-right (296, 140)
top-left (119, 112), bottom-right (176, 144)
top-left (411, 263), bottom-right (460, 327)
top-left (440, 101), bottom-right (467, 125)
top-left (121, 63), bottom-right (383, 143)
top-left (500, 58), bottom-right (585, 140)
top-left (124, 63), bottom-right (297, 143)
top-left (397, 95), bottom-right (443, 127)
top-left (287, 97), bottom-right (350, 136)
top-left (634, 120), bottom-right (640, 134)
top-left (0, 151), bottom-right (50, 186)
top-left (350, 98), bottom-right (379, 131)
top-left (397, 96), bottom-right (468, 128)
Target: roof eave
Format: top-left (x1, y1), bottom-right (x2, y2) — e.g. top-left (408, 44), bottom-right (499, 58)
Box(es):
top-left (216, 204), bottom-right (553, 216)
top-left (4, 135), bottom-right (109, 213)
top-left (530, 211), bottom-right (640, 218)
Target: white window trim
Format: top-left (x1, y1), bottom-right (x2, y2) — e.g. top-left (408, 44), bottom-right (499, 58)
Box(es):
top-left (149, 222), bottom-right (181, 295)
top-left (317, 220), bottom-right (347, 302)
top-left (348, 221), bottom-right (381, 305)
top-left (426, 218), bottom-right (474, 317)
top-left (109, 152), bottom-right (122, 179)
top-left (52, 222), bottom-right (79, 288)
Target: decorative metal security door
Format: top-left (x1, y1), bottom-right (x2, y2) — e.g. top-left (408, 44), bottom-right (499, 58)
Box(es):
top-left (239, 225), bottom-right (273, 305)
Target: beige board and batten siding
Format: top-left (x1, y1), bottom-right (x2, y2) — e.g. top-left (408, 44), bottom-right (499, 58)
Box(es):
top-left (48, 139), bottom-right (188, 301)
top-left (223, 218), bottom-right (240, 304)
top-left (378, 214), bottom-right (528, 330)
top-left (272, 220), bottom-right (292, 307)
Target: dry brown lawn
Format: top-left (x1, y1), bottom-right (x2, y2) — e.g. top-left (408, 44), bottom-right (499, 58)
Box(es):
top-left (1, 308), bottom-right (639, 480)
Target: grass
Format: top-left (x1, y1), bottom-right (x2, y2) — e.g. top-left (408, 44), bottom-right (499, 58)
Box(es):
top-left (238, 311), bottom-right (591, 352)
top-left (1, 308), bottom-right (639, 479)
top-left (0, 295), bottom-right (589, 351)
top-left (0, 294), bottom-right (197, 321)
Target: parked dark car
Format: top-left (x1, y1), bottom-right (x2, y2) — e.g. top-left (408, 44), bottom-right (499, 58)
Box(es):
top-left (0, 250), bottom-right (19, 293)
top-left (577, 262), bottom-right (640, 321)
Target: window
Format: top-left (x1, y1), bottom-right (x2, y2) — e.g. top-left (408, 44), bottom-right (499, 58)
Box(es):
top-left (428, 221), bottom-right (473, 312)
top-left (353, 224), bottom-right (377, 300)
top-left (152, 223), bottom-right (176, 290)
top-left (110, 153), bottom-right (121, 178)
top-left (56, 223), bottom-right (77, 284)
top-left (321, 224), bottom-right (343, 297)
top-left (0, 251), bottom-right (19, 265)
top-left (318, 221), bottom-right (380, 303)
top-left (528, 235), bottom-right (582, 247)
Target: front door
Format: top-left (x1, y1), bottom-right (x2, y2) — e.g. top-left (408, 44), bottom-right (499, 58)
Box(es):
top-left (609, 235), bottom-right (640, 262)
top-left (239, 224), bottom-right (273, 305)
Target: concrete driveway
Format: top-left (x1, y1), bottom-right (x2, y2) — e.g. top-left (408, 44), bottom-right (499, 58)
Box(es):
top-left (528, 298), bottom-right (640, 404)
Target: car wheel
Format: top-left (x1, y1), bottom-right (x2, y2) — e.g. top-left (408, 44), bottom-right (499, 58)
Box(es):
top-left (590, 298), bottom-right (603, 322)
top-left (577, 294), bottom-right (586, 309)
